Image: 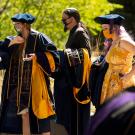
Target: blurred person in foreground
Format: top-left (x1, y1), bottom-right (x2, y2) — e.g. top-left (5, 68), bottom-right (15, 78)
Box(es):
top-left (87, 86), bottom-right (135, 135)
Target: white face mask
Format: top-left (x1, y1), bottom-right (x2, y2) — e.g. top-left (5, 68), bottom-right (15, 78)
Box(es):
top-left (13, 22), bottom-right (23, 36)
top-left (14, 27), bottom-right (22, 35)
top-left (15, 27), bottom-right (21, 32)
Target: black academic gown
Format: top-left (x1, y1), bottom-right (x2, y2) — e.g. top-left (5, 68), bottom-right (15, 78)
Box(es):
top-left (0, 30), bottom-right (59, 134)
top-left (54, 25), bottom-right (91, 135)
top-left (89, 56), bottom-right (108, 110)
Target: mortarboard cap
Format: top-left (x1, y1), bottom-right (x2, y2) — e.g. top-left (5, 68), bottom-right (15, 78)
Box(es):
top-left (95, 14), bottom-right (125, 25)
top-left (11, 13), bottom-right (35, 24)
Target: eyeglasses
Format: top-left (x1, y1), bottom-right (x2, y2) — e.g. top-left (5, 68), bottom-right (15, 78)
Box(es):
top-left (61, 17), bottom-right (71, 23)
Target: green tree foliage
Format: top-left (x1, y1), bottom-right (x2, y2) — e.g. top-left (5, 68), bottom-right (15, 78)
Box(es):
top-left (0, 0), bottom-right (122, 49)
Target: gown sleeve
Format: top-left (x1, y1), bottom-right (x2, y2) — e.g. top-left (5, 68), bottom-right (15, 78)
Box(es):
top-left (0, 37), bottom-right (12, 69)
top-left (35, 33), bottom-right (60, 76)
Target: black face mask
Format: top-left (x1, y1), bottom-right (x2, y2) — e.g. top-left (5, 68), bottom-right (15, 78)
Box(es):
top-left (62, 20), bottom-right (68, 32)
top-left (64, 24), bottom-right (68, 32)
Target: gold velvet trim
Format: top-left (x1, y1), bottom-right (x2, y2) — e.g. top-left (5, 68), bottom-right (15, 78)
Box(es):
top-left (73, 49), bottom-right (91, 104)
top-left (45, 52), bottom-right (55, 72)
top-left (32, 56), bottom-right (55, 119)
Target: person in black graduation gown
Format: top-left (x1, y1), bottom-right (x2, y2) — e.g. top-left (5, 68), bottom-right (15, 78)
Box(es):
top-left (0, 13), bottom-right (59, 135)
top-left (89, 39), bottom-right (112, 110)
top-left (54, 8), bottom-right (91, 135)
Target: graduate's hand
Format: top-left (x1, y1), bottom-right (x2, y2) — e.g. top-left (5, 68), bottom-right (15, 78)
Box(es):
top-left (23, 53), bottom-right (35, 61)
top-left (8, 36), bottom-right (24, 47)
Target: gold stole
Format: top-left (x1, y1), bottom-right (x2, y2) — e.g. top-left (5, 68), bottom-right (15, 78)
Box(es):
top-left (73, 49), bottom-right (92, 104)
top-left (32, 52), bottom-right (55, 119)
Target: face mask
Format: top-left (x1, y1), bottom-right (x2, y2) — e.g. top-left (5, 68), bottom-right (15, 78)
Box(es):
top-left (64, 26), bottom-right (68, 32)
top-left (62, 16), bottom-right (72, 32)
top-left (103, 29), bottom-right (113, 39)
top-left (14, 26), bottom-right (22, 36)
top-left (62, 20), bottom-right (68, 32)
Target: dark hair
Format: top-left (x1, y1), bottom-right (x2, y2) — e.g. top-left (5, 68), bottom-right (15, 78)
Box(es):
top-left (63, 8), bottom-right (80, 23)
